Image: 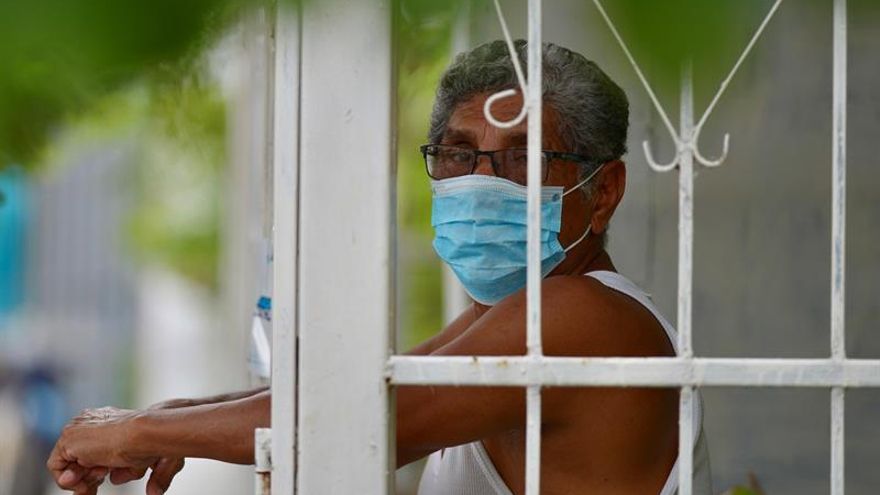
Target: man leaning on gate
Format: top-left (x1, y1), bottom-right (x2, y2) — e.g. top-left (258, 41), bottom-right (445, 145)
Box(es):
top-left (47, 40), bottom-right (712, 495)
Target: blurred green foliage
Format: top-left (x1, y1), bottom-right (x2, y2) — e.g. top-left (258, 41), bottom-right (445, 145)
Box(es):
top-left (724, 488), bottom-right (761, 495)
top-left (0, 0), bottom-right (252, 167)
top-left (396, 0), bottom-right (465, 348)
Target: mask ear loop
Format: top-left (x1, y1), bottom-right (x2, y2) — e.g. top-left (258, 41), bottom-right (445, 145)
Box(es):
top-left (561, 163), bottom-right (605, 252)
top-left (564, 225), bottom-right (591, 253)
top-left (562, 162), bottom-right (604, 197)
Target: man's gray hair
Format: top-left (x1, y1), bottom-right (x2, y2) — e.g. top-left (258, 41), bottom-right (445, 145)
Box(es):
top-left (428, 39), bottom-right (629, 194)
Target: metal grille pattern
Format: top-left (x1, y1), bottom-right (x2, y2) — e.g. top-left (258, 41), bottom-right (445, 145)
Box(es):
top-left (264, 1), bottom-right (872, 494)
top-left (386, 1), bottom-right (869, 494)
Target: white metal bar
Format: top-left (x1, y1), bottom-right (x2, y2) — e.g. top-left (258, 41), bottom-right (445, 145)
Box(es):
top-left (388, 356), bottom-right (880, 388)
top-left (270, 4), bottom-right (300, 495)
top-left (228, 6), bottom-right (275, 388)
top-left (525, 0), bottom-right (543, 361)
top-left (296, 0), bottom-right (395, 492)
top-left (525, 385), bottom-right (542, 495)
top-left (831, 387), bottom-right (845, 495)
top-left (677, 62), bottom-right (695, 495)
top-left (255, 428), bottom-right (272, 495)
top-left (678, 386), bottom-right (694, 495)
top-left (831, 0), bottom-right (847, 364)
top-left (831, 0), bottom-right (847, 493)
top-left (678, 62), bottom-right (694, 360)
top-left (525, 2), bottom-right (543, 494)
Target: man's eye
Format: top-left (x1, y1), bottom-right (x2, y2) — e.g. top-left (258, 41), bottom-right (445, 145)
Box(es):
top-left (448, 151), bottom-right (472, 163)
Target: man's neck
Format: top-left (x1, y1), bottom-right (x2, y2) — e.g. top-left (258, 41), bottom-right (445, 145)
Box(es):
top-left (565, 247), bottom-right (615, 276)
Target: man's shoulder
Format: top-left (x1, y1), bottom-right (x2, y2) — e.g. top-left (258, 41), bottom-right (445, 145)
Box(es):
top-left (538, 274), bottom-right (675, 358)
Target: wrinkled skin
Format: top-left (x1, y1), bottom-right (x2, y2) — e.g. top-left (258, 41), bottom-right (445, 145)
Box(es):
top-left (48, 406), bottom-right (184, 495)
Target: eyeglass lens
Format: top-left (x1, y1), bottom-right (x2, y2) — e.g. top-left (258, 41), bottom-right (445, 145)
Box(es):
top-left (426, 146), bottom-right (547, 185)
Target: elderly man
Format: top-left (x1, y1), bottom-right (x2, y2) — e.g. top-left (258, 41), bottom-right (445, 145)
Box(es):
top-left (48, 40), bottom-right (711, 495)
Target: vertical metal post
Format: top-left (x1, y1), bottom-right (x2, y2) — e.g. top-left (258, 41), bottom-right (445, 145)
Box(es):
top-left (677, 63), bottom-right (695, 360)
top-left (831, 387), bottom-right (845, 495)
top-left (525, 1), bottom-right (543, 494)
top-left (295, 0), bottom-right (395, 493)
top-left (270, 4), bottom-right (300, 495)
top-left (677, 61), bottom-right (696, 495)
top-left (255, 428), bottom-right (273, 495)
top-left (830, 0), bottom-right (847, 493)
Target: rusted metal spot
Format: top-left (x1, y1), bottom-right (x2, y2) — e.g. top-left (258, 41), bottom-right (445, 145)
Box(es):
top-left (258, 473), bottom-right (271, 495)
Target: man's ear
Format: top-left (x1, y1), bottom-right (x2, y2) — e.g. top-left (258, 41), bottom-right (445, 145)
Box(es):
top-left (589, 160), bottom-right (626, 234)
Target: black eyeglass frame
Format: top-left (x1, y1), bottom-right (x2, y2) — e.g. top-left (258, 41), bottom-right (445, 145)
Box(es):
top-left (419, 143), bottom-right (599, 184)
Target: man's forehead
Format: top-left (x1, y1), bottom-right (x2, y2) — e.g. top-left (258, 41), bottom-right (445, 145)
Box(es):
top-left (443, 92), bottom-right (561, 147)
top-left (442, 125), bottom-right (527, 146)
top-left (450, 92), bottom-right (523, 122)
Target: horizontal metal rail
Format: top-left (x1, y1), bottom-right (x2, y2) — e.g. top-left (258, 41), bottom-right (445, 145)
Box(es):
top-left (388, 356), bottom-right (880, 388)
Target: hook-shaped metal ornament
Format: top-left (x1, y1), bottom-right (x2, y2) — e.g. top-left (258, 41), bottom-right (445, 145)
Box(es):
top-left (483, 88), bottom-right (529, 129)
top-left (642, 140), bottom-right (681, 172)
top-left (594, 0), bottom-right (783, 175)
top-left (483, 0), bottom-right (531, 130)
top-left (692, 131), bottom-right (730, 168)
top-left (642, 120), bottom-right (685, 173)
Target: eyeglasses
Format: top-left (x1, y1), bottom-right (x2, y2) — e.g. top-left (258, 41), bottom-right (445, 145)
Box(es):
top-left (420, 144), bottom-right (596, 186)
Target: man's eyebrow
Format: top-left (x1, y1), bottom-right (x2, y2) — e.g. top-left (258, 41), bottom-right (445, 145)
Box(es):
top-left (441, 128), bottom-right (476, 143)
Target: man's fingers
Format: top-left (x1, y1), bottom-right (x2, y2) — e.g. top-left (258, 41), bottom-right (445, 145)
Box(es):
top-left (73, 484), bottom-right (100, 495)
top-left (146, 457), bottom-right (185, 495)
top-left (109, 466), bottom-right (148, 485)
top-left (46, 445), bottom-right (70, 473)
top-left (72, 474), bottom-right (105, 495)
top-left (82, 467), bottom-right (108, 486)
top-left (56, 463), bottom-right (88, 489)
top-left (47, 443), bottom-right (76, 483)
top-left (55, 464), bottom-right (106, 493)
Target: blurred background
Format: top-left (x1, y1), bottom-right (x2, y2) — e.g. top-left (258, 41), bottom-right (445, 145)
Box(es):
top-left (0, 1), bottom-right (877, 494)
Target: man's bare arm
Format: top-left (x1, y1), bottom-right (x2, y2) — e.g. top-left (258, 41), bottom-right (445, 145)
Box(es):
top-left (48, 391), bottom-right (271, 492)
top-left (406, 303), bottom-right (482, 355)
top-left (134, 390), bottom-right (271, 464)
top-left (148, 386), bottom-right (269, 410)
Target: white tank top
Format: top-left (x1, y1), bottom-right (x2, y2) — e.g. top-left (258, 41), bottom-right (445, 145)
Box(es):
top-left (417, 270), bottom-right (713, 495)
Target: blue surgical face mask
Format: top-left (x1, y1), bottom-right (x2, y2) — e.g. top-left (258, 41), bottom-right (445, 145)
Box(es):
top-left (431, 167), bottom-right (601, 305)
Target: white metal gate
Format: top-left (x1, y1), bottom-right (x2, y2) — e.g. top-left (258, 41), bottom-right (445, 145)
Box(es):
top-left (263, 0), bottom-right (876, 494)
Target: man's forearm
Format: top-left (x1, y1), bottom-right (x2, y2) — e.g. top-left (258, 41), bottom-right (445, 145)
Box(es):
top-left (151, 386), bottom-right (269, 410)
top-left (131, 390), bottom-right (271, 465)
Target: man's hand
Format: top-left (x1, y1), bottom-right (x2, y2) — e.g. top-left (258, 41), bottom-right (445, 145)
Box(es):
top-left (103, 400), bottom-right (192, 494)
top-left (105, 458), bottom-right (185, 495)
top-left (48, 389), bottom-right (270, 493)
top-left (47, 407), bottom-right (156, 493)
